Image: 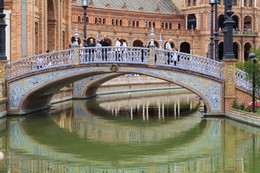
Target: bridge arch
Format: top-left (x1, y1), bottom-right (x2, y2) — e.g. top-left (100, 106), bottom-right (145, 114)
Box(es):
top-left (7, 65), bottom-right (223, 115)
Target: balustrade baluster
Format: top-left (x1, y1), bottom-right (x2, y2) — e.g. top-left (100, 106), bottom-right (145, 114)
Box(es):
top-left (6, 47), bottom-right (226, 79)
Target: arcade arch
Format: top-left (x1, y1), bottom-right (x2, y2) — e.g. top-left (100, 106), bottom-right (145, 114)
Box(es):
top-left (244, 16), bottom-right (252, 31)
top-left (180, 42), bottom-right (191, 54)
top-left (47, 0), bottom-right (56, 51)
top-left (133, 40), bottom-right (144, 47)
top-left (244, 42), bottom-right (252, 61)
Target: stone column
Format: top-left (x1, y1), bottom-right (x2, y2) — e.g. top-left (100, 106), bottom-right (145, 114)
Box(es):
top-left (0, 0), bottom-right (7, 60)
top-left (148, 27), bottom-right (155, 65)
top-left (223, 59), bottom-right (237, 110)
top-left (0, 60), bottom-right (8, 98)
top-left (3, 10), bottom-right (10, 61)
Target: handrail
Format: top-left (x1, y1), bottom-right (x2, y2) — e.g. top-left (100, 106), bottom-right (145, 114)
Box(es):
top-left (6, 49), bottom-right (72, 79)
top-left (5, 47), bottom-right (225, 80)
top-left (235, 69), bottom-right (251, 91)
top-left (154, 49), bottom-right (224, 78)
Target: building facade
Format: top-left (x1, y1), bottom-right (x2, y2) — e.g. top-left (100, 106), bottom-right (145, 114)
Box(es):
top-left (3, 0), bottom-right (260, 62)
top-left (4, 0), bottom-right (72, 61)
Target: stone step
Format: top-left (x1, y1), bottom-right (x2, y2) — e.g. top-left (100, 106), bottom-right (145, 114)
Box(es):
top-left (227, 108), bottom-right (260, 120)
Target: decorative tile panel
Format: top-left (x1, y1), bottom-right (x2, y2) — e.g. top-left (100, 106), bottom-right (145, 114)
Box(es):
top-left (8, 66), bottom-right (223, 113)
top-left (74, 74), bottom-right (107, 97)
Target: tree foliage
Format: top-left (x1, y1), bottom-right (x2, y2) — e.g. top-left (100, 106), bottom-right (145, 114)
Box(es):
top-left (244, 48), bottom-right (260, 95)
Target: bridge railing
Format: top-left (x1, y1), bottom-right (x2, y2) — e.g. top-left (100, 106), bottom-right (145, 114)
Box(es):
top-left (154, 49), bottom-right (224, 78)
top-left (79, 47), bottom-right (224, 78)
top-left (5, 46), bottom-right (224, 79)
top-left (6, 49), bottom-right (72, 79)
top-left (78, 46), bottom-right (150, 64)
top-left (235, 69), bottom-right (251, 91)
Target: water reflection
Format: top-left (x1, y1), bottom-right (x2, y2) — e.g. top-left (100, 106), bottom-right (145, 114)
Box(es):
top-left (0, 90), bottom-right (259, 172)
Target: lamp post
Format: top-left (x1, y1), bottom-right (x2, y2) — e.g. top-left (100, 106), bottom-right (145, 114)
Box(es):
top-left (249, 53), bottom-right (257, 113)
top-left (214, 0), bottom-right (219, 61)
top-left (0, 0), bottom-right (7, 60)
top-left (82, 0), bottom-right (88, 47)
top-left (223, 0), bottom-right (235, 59)
top-left (209, 0), bottom-right (215, 60)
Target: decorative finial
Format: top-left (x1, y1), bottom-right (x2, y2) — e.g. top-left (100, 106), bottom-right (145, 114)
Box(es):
top-left (73, 25), bottom-right (79, 47)
top-left (74, 26), bottom-right (79, 43)
top-left (159, 33), bottom-right (163, 49)
top-left (150, 26), bottom-right (155, 47)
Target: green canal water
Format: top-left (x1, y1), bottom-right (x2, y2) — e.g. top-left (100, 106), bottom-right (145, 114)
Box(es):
top-left (0, 90), bottom-right (260, 172)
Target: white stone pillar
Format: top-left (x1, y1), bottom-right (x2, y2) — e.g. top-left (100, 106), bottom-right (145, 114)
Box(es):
top-left (242, 0), bottom-right (245, 7)
top-left (3, 10), bottom-right (11, 61)
top-left (186, 16), bottom-right (188, 30)
top-left (255, 0), bottom-right (257, 7)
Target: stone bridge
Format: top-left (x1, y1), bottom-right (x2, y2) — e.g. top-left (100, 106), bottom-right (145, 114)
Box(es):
top-left (4, 46), bottom-right (252, 115)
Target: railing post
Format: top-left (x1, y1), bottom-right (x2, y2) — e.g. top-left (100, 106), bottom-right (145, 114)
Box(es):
top-left (0, 60), bottom-right (8, 98)
top-left (223, 59), bottom-right (237, 111)
top-left (73, 47), bottom-right (80, 65)
top-left (148, 27), bottom-right (155, 65)
top-left (148, 46), bottom-right (155, 65)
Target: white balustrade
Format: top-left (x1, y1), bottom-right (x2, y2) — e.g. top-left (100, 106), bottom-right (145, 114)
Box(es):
top-left (235, 69), bottom-right (251, 91)
top-left (6, 49), bottom-right (72, 79)
top-left (154, 49), bottom-right (224, 78)
top-left (6, 47), bottom-right (225, 79)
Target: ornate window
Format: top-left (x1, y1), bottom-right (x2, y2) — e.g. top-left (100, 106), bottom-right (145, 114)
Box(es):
top-left (161, 23), bottom-right (164, 29)
top-left (249, 0), bottom-right (253, 6)
top-left (178, 23), bottom-right (181, 29)
top-left (244, 0), bottom-right (247, 7)
top-left (188, 0), bottom-right (191, 6)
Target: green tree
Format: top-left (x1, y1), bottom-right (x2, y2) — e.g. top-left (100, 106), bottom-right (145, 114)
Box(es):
top-left (244, 48), bottom-right (260, 96)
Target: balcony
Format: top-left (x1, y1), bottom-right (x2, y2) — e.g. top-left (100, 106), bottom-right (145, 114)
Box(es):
top-left (219, 31), bottom-right (258, 36)
top-left (74, 23), bottom-right (201, 36)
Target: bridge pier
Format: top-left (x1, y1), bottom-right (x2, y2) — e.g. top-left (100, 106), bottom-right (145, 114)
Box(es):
top-left (223, 59), bottom-right (237, 111)
top-left (0, 60), bottom-right (8, 117)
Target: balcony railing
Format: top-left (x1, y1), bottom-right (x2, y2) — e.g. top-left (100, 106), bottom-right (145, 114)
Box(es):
top-left (5, 47), bottom-right (224, 79)
top-left (219, 31), bottom-right (258, 36)
top-left (74, 23), bottom-right (200, 35)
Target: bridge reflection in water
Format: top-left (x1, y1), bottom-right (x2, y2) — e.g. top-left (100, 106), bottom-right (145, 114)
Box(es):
top-left (1, 90), bottom-right (260, 172)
